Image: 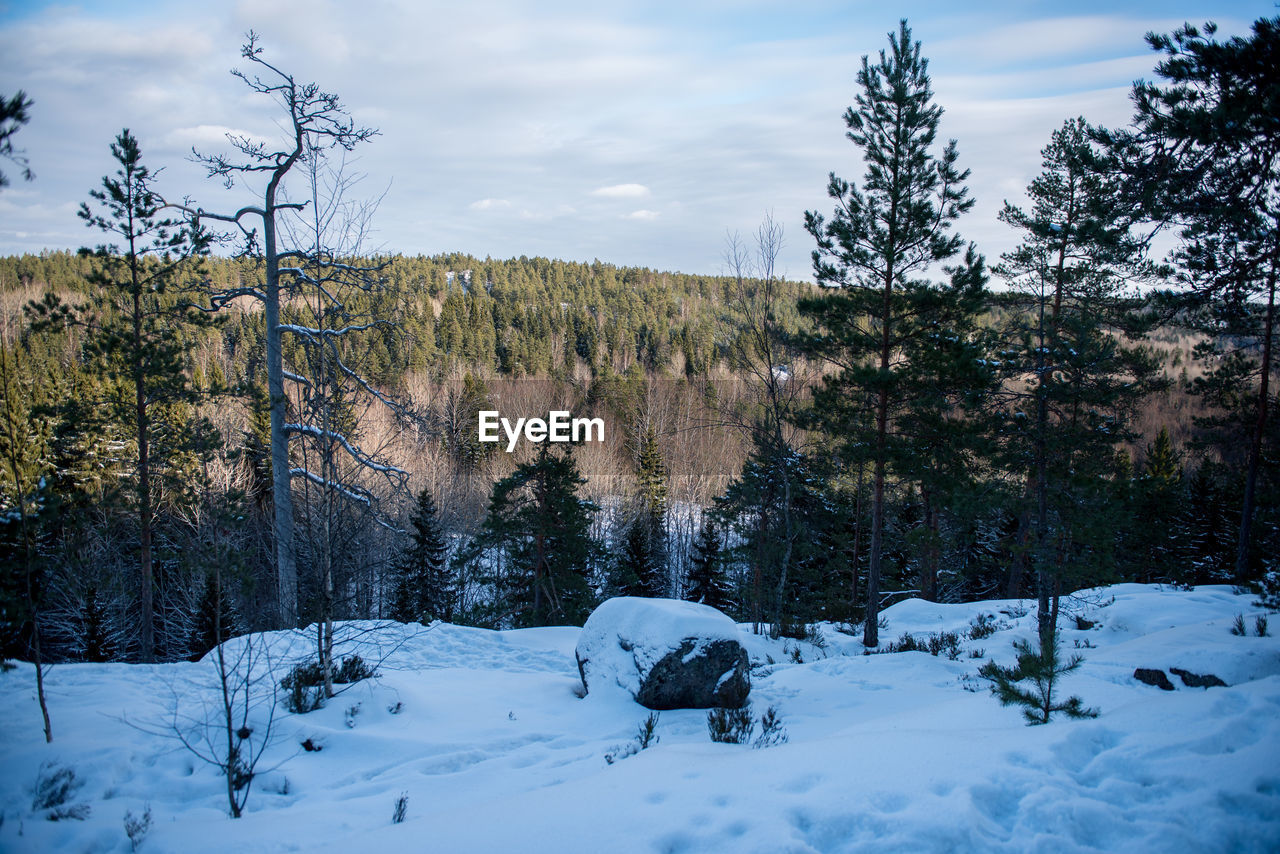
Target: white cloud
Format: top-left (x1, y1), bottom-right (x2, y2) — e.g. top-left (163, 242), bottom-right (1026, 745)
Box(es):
top-left (591, 183), bottom-right (651, 199)
top-left (625, 209), bottom-right (659, 221)
top-left (469, 198), bottom-right (513, 211)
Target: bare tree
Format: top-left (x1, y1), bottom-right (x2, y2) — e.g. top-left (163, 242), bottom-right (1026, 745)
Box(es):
top-left (279, 148), bottom-right (408, 698)
top-left (722, 213), bottom-right (813, 633)
top-left (166, 606), bottom-right (278, 819)
top-left (183, 33), bottom-right (378, 627)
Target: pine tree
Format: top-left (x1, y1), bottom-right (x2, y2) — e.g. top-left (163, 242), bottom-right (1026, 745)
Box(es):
top-left (685, 519), bottom-right (731, 613)
top-left (390, 489), bottom-right (452, 623)
top-left (995, 117), bottom-right (1158, 645)
top-left (979, 631), bottom-right (1099, 725)
top-left (68, 129), bottom-right (214, 661)
top-left (800, 19), bottom-right (986, 647)
top-left (1099, 16), bottom-right (1280, 581)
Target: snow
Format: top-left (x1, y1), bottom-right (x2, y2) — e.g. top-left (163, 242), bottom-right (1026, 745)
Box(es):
top-left (1, 584), bottom-right (1278, 853)
top-left (575, 597), bottom-right (743, 698)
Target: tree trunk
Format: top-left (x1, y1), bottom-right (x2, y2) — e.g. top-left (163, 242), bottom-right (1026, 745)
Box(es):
top-left (1235, 255), bottom-right (1276, 580)
top-left (264, 198), bottom-right (298, 627)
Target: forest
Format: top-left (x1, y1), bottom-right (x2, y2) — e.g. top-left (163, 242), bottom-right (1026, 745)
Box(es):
top-left (0, 17), bottom-right (1276, 686)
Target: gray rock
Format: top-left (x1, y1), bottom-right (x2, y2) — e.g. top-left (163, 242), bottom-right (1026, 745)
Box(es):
top-left (634, 638), bottom-right (750, 710)
top-left (574, 597), bottom-right (750, 710)
top-left (1133, 668), bottom-right (1175, 690)
top-left (1169, 667), bottom-right (1227, 689)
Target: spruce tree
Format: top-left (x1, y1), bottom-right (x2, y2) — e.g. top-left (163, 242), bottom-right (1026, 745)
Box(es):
top-left (390, 489), bottom-right (452, 623)
top-left (800, 19), bottom-right (985, 646)
top-left (685, 519), bottom-right (731, 613)
top-left (465, 447), bottom-right (598, 627)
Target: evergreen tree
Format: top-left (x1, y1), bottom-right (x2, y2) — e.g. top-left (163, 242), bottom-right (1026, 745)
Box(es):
top-left (390, 489), bottom-right (452, 623)
top-left (68, 129), bottom-right (214, 662)
top-left (188, 571), bottom-right (240, 661)
top-left (979, 631), bottom-right (1099, 725)
top-left (466, 447), bottom-right (598, 627)
top-left (0, 90), bottom-right (33, 187)
top-left (685, 519), bottom-right (731, 613)
top-left (1099, 16), bottom-right (1280, 580)
top-left (800, 19), bottom-right (985, 646)
top-left (995, 117), bottom-right (1157, 645)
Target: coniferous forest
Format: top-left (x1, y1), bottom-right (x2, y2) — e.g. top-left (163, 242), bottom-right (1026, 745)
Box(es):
top-left (2, 12), bottom-right (1279, 852)
top-left (1, 18), bottom-right (1277, 673)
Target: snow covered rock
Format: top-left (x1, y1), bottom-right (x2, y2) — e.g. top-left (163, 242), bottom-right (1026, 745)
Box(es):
top-left (575, 597), bottom-right (750, 709)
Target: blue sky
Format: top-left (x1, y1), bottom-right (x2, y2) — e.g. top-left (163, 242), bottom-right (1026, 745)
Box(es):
top-left (0, 1), bottom-right (1268, 278)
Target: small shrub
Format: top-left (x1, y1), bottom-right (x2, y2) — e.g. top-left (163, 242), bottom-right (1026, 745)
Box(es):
top-left (753, 706), bottom-right (788, 749)
top-left (32, 764), bottom-right (82, 812)
top-left (47, 804), bottom-right (91, 821)
top-left (1230, 614), bottom-right (1247, 636)
top-left (281, 663), bottom-right (326, 714)
top-left (968, 613), bottom-right (998, 640)
top-left (969, 648), bottom-right (985, 659)
top-left (124, 805), bottom-right (152, 852)
top-left (606, 712), bottom-right (660, 764)
top-left (1073, 615), bottom-right (1096, 631)
top-left (1255, 615), bottom-right (1269, 637)
top-left (707, 706), bottom-right (755, 744)
top-left (392, 792), bottom-right (408, 824)
top-left (387, 701), bottom-right (403, 715)
top-left (334, 654), bottom-right (376, 684)
top-left (788, 645), bottom-right (804, 664)
top-left (927, 630), bottom-right (963, 660)
top-left (281, 656), bottom-right (378, 714)
top-left (802, 625), bottom-right (828, 649)
top-left (1073, 638), bottom-right (1096, 649)
top-left (300, 737), bottom-right (323, 752)
top-left (344, 703), bottom-right (361, 728)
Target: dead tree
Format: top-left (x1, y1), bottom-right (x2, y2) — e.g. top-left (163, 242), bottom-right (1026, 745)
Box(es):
top-left (183, 32), bottom-right (378, 627)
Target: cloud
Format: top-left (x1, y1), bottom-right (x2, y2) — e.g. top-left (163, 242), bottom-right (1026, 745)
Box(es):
top-left (625, 209), bottom-right (659, 221)
top-left (469, 198), bottom-right (513, 211)
top-left (591, 183), bottom-right (651, 199)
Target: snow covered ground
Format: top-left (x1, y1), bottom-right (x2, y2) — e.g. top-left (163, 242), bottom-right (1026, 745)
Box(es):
top-left (1, 584), bottom-right (1277, 853)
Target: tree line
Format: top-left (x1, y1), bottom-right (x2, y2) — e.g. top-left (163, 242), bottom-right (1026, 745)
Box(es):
top-left (0, 18), bottom-right (1275, 698)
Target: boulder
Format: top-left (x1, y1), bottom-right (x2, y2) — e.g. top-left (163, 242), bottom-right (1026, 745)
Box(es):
top-left (575, 597), bottom-right (750, 710)
top-left (1169, 667), bottom-right (1227, 689)
top-left (1133, 667), bottom-right (1175, 690)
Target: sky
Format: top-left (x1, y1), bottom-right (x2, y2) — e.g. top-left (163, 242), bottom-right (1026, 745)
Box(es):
top-left (0, 0), bottom-right (1268, 280)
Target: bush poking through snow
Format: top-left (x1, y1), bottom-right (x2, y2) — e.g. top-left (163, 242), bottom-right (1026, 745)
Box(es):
top-left (1230, 614), bottom-right (1247, 636)
top-left (707, 703), bottom-right (788, 747)
top-left (392, 792), bottom-right (408, 824)
top-left (754, 706), bottom-right (788, 749)
top-left (605, 712), bottom-right (660, 764)
top-left (124, 805), bottom-right (152, 852)
top-left (969, 613), bottom-right (999, 640)
top-left (867, 630), bottom-right (963, 660)
top-left (708, 705), bottom-right (754, 744)
top-left (32, 763), bottom-right (81, 813)
top-left (1255, 615), bottom-right (1269, 637)
top-left (344, 703), bottom-right (361, 728)
top-left (979, 633), bottom-right (1098, 725)
top-left (281, 655), bottom-right (378, 714)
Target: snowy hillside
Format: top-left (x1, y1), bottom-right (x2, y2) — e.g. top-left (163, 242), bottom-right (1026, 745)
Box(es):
top-left (1, 585), bottom-right (1277, 853)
